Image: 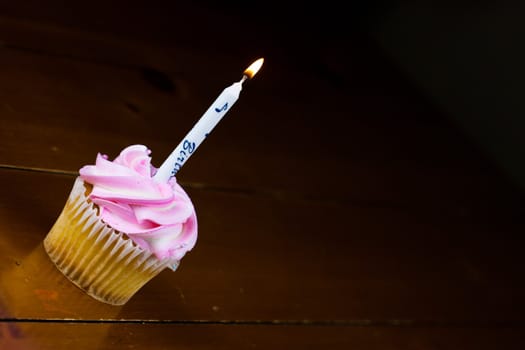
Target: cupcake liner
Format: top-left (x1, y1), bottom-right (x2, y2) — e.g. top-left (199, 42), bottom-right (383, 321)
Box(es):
top-left (44, 177), bottom-right (175, 305)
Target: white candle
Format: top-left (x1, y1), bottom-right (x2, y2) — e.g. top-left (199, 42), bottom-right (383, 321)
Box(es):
top-left (154, 58), bottom-right (264, 182)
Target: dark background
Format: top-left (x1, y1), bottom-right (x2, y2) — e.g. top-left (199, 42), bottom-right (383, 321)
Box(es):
top-left (3, 0), bottom-right (524, 192)
top-left (1, 1), bottom-right (524, 348)
top-left (369, 0), bottom-right (525, 191)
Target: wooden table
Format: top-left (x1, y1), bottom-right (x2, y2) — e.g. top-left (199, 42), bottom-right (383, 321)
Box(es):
top-left (1, 2), bottom-right (524, 349)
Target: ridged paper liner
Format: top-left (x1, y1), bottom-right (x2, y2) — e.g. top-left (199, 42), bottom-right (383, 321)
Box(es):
top-left (44, 177), bottom-right (174, 305)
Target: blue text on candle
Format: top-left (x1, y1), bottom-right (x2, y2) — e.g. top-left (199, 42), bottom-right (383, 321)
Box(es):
top-left (170, 139), bottom-right (196, 176)
top-left (215, 103), bottom-right (228, 113)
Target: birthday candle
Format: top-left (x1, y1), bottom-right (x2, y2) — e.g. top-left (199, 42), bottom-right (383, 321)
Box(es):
top-left (154, 58), bottom-right (264, 182)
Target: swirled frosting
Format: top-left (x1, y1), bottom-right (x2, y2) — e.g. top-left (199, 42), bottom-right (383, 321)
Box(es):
top-left (79, 145), bottom-right (197, 262)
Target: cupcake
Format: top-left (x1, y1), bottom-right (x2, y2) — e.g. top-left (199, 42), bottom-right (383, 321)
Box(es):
top-left (43, 145), bottom-right (198, 305)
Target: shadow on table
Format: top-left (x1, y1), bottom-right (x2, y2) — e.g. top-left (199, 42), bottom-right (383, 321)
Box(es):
top-left (0, 244), bottom-right (121, 319)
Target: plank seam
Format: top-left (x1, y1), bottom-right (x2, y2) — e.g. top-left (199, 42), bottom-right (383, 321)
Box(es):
top-left (0, 319), bottom-right (524, 328)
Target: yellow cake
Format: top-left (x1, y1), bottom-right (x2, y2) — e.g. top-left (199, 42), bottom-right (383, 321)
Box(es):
top-left (44, 178), bottom-right (172, 305)
top-left (43, 145), bottom-right (198, 305)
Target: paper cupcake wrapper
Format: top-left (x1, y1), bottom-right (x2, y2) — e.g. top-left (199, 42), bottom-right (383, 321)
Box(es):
top-left (44, 177), bottom-right (175, 305)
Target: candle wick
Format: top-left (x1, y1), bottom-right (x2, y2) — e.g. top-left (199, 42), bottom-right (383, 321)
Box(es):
top-left (240, 75), bottom-right (249, 84)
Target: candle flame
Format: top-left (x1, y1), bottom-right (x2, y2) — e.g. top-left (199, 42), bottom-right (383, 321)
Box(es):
top-left (243, 58), bottom-right (264, 79)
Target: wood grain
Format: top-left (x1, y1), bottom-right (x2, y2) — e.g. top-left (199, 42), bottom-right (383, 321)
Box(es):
top-left (0, 3), bottom-right (523, 348)
top-left (0, 322), bottom-right (524, 350)
top-left (0, 38), bottom-right (521, 212)
top-left (0, 169), bottom-right (523, 322)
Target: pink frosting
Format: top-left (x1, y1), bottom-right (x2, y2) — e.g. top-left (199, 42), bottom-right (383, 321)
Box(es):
top-left (79, 145), bottom-right (197, 261)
